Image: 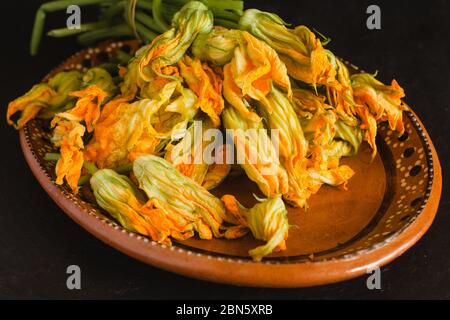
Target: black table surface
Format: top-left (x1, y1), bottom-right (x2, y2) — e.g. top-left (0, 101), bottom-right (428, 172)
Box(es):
top-left (0, 0), bottom-right (448, 299)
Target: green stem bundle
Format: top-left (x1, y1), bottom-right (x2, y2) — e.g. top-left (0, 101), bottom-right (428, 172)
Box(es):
top-left (31, 0), bottom-right (245, 55)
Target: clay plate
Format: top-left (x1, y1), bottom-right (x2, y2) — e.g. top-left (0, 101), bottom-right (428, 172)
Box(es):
top-left (19, 40), bottom-right (442, 287)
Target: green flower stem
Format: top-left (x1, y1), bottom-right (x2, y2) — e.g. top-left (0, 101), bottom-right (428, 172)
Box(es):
top-left (135, 21), bottom-right (158, 43)
top-left (100, 1), bottom-right (126, 20)
top-left (40, 0), bottom-right (114, 12)
top-left (136, 0), bottom-right (153, 12)
top-left (214, 18), bottom-right (239, 29)
top-left (77, 24), bottom-right (133, 45)
top-left (114, 163), bottom-right (133, 174)
top-left (152, 0), bottom-right (170, 32)
top-left (44, 152), bottom-right (61, 162)
top-left (31, 0), bottom-right (116, 55)
top-left (30, 9), bottom-right (46, 55)
top-left (47, 21), bottom-right (110, 38)
top-left (210, 8), bottom-right (241, 22)
top-left (31, 0), bottom-right (245, 55)
top-left (78, 175), bottom-right (90, 186)
top-left (135, 10), bottom-right (165, 34)
top-left (83, 161), bottom-right (99, 175)
top-left (166, 0), bottom-right (243, 13)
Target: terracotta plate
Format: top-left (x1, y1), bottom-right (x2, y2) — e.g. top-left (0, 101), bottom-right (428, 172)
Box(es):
top-left (19, 41), bottom-right (442, 287)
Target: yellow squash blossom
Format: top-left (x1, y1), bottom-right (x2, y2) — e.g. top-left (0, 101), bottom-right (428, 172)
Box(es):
top-left (146, 82), bottom-right (198, 139)
top-left (201, 135), bottom-right (231, 191)
top-left (192, 27), bottom-right (243, 66)
top-left (257, 86), bottom-right (311, 207)
top-left (300, 106), bottom-right (337, 149)
top-left (293, 88), bottom-right (363, 157)
top-left (355, 105), bottom-right (378, 156)
top-left (221, 195), bottom-right (289, 261)
top-left (122, 56), bottom-right (182, 101)
top-left (81, 67), bottom-right (117, 97)
top-left (334, 119), bottom-right (363, 157)
top-left (52, 85), bottom-right (108, 133)
top-left (85, 81), bottom-right (197, 169)
top-left (133, 155), bottom-right (238, 240)
top-left (292, 88), bottom-right (330, 118)
top-left (138, 2), bottom-right (213, 81)
top-left (308, 165), bottom-right (355, 190)
top-left (120, 2), bottom-right (213, 100)
top-left (90, 169), bottom-right (179, 245)
top-left (165, 119), bottom-right (230, 190)
top-left (47, 68), bottom-right (118, 191)
top-left (51, 120), bottom-right (85, 193)
top-left (194, 28), bottom-right (291, 121)
top-left (7, 84), bottom-right (54, 129)
top-left (50, 67), bottom-right (117, 129)
top-left (352, 73), bottom-right (407, 156)
top-left (239, 9), bottom-right (336, 88)
top-left (165, 120), bottom-right (210, 186)
top-left (224, 31), bottom-right (292, 120)
top-left (7, 71), bottom-right (82, 129)
top-left (328, 57), bottom-right (359, 126)
top-left (293, 88), bottom-right (358, 197)
top-left (222, 106), bottom-right (289, 198)
top-left (178, 56), bottom-right (224, 127)
top-left (119, 58), bottom-right (143, 100)
top-left (352, 73), bottom-right (407, 134)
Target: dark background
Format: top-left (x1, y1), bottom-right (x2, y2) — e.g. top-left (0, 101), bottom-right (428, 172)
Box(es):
top-left (0, 0), bottom-right (448, 299)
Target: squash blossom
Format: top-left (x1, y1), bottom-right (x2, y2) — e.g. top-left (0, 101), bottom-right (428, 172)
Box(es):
top-left (81, 67), bottom-right (118, 99)
top-left (222, 106), bottom-right (289, 198)
top-left (120, 2), bottom-right (213, 100)
top-left (201, 161), bottom-right (231, 190)
top-left (307, 165), bottom-right (355, 190)
top-left (141, 1), bottom-right (213, 78)
top-left (257, 86), bottom-right (313, 207)
top-left (334, 120), bottom-right (363, 157)
top-left (164, 119), bottom-right (230, 190)
top-left (49, 84), bottom-right (104, 192)
top-left (239, 9), bottom-right (336, 88)
top-left (178, 55), bottom-right (224, 127)
top-left (120, 49), bottom-right (182, 101)
top-left (192, 27), bottom-right (243, 66)
top-left (133, 155), bottom-right (236, 239)
top-left (292, 88), bottom-right (357, 196)
top-left (51, 120), bottom-right (85, 193)
top-left (7, 71), bottom-right (82, 129)
top-left (351, 73), bottom-right (407, 156)
top-left (292, 88), bottom-right (329, 116)
top-left (43, 67), bottom-right (117, 192)
top-left (51, 67), bottom-right (117, 133)
top-left (193, 28), bottom-right (292, 121)
top-left (85, 81), bottom-right (197, 169)
top-left (223, 31), bottom-right (292, 121)
top-left (51, 85), bottom-right (108, 133)
top-left (352, 73), bottom-right (406, 133)
top-left (328, 57), bottom-right (359, 127)
top-left (90, 169), bottom-right (177, 245)
top-left (221, 195), bottom-right (289, 261)
top-left (293, 88), bottom-right (362, 157)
